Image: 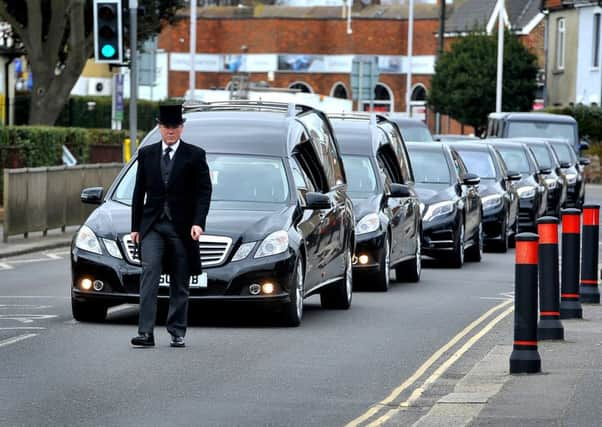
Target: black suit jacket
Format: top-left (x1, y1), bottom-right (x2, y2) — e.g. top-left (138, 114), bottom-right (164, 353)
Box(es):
top-left (131, 141), bottom-right (212, 275)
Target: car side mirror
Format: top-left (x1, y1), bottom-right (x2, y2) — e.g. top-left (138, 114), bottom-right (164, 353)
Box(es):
top-left (305, 192), bottom-right (331, 210)
top-left (579, 157), bottom-right (591, 166)
top-left (559, 161), bottom-right (571, 168)
top-left (80, 187), bottom-right (104, 205)
top-left (463, 173), bottom-right (480, 186)
top-left (506, 170), bottom-right (522, 181)
top-left (388, 183), bottom-right (413, 198)
top-left (539, 167), bottom-right (552, 175)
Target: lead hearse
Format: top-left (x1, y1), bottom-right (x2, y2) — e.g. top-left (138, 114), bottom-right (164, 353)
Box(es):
top-left (71, 102), bottom-right (356, 326)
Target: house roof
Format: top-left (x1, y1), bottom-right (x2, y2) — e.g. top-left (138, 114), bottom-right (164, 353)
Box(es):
top-left (446, 0), bottom-right (542, 34)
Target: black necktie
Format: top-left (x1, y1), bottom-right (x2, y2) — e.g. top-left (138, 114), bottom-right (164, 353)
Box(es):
top-left (163, 146), bottom-right (172, 166)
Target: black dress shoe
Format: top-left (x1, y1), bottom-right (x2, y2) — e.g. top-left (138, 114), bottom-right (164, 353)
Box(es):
top-left (131, 333), bottom-right (155, 347)
top-left (170, 335), bottom-right (185, 348)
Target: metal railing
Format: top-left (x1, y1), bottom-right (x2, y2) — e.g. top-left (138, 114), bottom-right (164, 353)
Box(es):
top-left (3, 163), bottom-right (122, 242)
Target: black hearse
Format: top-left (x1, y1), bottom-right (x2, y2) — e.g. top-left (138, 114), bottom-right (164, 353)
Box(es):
top-left (406, 142), bottom-right (483, 268)
top-left (71, 102), bottom-right (356, 326)
top-left (330, 113), bottom-right (422, 291)
top-left (445, 142), bottom-right (520, 252)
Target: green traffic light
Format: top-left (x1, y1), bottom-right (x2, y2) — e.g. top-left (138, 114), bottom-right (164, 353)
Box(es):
top-left (101, 44), bottom-right (116, 58)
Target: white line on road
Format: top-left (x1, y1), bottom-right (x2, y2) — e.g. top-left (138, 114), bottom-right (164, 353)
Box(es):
top-left (0, 333), bottom-right (37, 349)
top-left (0, 327), bottom-right (46, 330)
top-left (45, 253), bottom-right (62, 260)
top-left (0, 314), bottom-right (58, 323)
top-left (0, 262), bottom-right (14, 270)
top-left (0, 296), bottom-right (68, 299)
top-left (0, 305), bottom-right (53, 309)
top-left (345, 298), bottom-right (513, 427)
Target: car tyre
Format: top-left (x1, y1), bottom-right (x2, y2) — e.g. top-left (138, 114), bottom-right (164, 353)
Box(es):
top-left (281, 259), bottom-right (304, 327)
top-left (371, 236), bottom-right (391, 292)
top-left (466, 222), bottom-right (483, 262)
top-left (396, 234), bottom-right (421, 283)
top-left (448, 222), bottom-right (465, 268)
top-left (492, 219), bottom-right (509, 253)
top-left (72, 299), bottom-right (107, 322)
top-left (508, 220), bottom-right (518, 249)
top-left (320, 248), bottom-right (353, 309)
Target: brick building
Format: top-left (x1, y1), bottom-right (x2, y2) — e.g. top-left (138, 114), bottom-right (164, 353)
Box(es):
top-left (157, 1), bottom-right (545, 134)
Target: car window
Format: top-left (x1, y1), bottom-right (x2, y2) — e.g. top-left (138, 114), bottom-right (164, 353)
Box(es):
top-left (496, 147), bottom-right (531, 174)
top-left (456, 149), bottom-right (498, 180)
top-left (507, 121), bottom-right (576, 144)
top-left (401, 126), bottom-right (434, 142)
top-left (290, 158), bottom-right (316, 192)
top-left (381, 123), bottom-right (414, 183)
top-left (342, 155), bottom-right (379, 196)
top-left (529, 145), bottom-right (553, 169)
top-left (551, 142), bottom-right (577, 164)
top-left (407, 149), bottom-right (451, 184)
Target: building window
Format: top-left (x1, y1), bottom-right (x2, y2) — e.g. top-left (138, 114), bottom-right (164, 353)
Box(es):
top-left (289, 81), bottom-right (313, 93)
top-left (330, 82), bottom-right (348, 99)
top-left (593, 13), bottom-right (601, 68)
top-left (361, 83), bottom-right (394, 112)
top-left (556, 18), bottom-right (566, 71)
top-left (410, 84), bottom-right (427, 102)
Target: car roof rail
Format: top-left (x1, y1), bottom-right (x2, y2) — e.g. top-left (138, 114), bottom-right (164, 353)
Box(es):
top-left (182, 100), bottom-right (315, 116)
top-left (328, 111), bottom-right (388, 123)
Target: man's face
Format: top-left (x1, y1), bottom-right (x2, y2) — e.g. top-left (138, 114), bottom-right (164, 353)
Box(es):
top-left (159, 124), bottom-right (183, 145)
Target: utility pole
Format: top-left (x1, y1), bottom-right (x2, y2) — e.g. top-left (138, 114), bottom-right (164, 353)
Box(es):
top-left (406, 0), bottom-right (414, 116)
top-left (496, 0), bottom-right (505, 113)
top-left (189, 0), bottom-right (197, 102)
top-left (129, 0), bottom-right (138, 158)
top-left (435, 0), bottom-right (446, 133)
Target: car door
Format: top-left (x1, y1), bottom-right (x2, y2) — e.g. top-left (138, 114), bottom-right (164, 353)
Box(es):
top-left (493, 148), bottom-right (518, 230)
top-left (451, 148), bottom-right (479, 239)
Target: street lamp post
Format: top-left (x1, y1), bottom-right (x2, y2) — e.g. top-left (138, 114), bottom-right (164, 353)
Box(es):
top-left (496, 0), bottom-right (505, 113)
top-left (406, 0), bottom-right (414, 116)
top-left (189, 0), bottom-right (197, 102)
top-left (129, 0), bottom-right (137, 158)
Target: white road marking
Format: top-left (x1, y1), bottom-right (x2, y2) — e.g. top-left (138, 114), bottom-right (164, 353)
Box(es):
top-left (345, 299), bottom-right (513, 427)
top-left (0, 334), bottom-right (37, 348)
top-left (0, 314), bottom-right (58, 323)
top-left (0, 327), bottom-right (46, 330)
top-left (45, 253), bottom-right (62, 260)
top-left (9, 258), bottom-right (52, 265)
top-left (0, 296), bottom-right (68, 299)
top-left (0, 262), bottom-right (13, 270)
top-left (0, 304), bottom-right (53, 309)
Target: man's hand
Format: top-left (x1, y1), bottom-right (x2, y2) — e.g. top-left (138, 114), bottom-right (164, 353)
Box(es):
top-left (130, 232), bottom-right (140, 245)
top-left (191, 225), bottom-right (203, 240)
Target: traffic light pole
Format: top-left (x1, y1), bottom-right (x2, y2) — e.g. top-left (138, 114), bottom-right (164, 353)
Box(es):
top-left (129, 0), bottom-right (138, 158)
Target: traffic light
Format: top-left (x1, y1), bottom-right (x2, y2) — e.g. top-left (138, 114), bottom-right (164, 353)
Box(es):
top-left (93, 0), bottom-right (123, 64)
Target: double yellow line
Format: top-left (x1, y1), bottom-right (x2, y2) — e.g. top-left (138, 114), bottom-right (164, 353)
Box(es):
top-left (345, 298), bottom-right (514, 427)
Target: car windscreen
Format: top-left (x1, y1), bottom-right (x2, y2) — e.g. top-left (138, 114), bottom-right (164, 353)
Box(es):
top-left (341, 155), bottom-right (379, 196)
top-left (408, 149), bottom-right (451, 184)
top-left (529, 145), bottom-right (554, 169)
top-left (456, 149), bottom-right (497, 179)
top-left (507, 121), bottom-right (575, 143)
top-left (401, 127), bottom-right (434, 143)
top-left (496, 147), bottom-right (531, 174)
top-left (550, 142), bottom-right (576, 164)
top-left (112, 154), bottom-right (290, 205)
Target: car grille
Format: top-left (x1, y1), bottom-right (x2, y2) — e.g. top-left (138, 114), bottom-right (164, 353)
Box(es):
top-left (122, 235), bottom-right (233, 268)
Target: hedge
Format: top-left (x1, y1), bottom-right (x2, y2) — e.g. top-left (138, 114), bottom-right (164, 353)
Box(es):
top-left (15, 95), bottom-right (161, 131)
top-left (547, 105), bottom-right (602, 144)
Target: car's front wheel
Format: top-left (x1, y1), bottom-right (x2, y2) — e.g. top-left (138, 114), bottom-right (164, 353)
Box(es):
top-left (281, 259), bottom-right (304, 327)
top-left (72, 299), bottom-right (107, 322)
top-left (371, 236), bottom-right (391, 292)
top-left (396, 235), bottom-right (421, 283)
top-left (465, 222), bottom-right (483, 262)
top-left (447, 222), bottom-right (465, 268)
top-left (321, 248), bottom-right (353, 309)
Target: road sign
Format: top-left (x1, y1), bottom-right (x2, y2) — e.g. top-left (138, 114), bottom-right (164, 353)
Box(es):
top-left (350, 56), bottom-right (379, 103)
top-left (112, 74), bottom-right (124, 130)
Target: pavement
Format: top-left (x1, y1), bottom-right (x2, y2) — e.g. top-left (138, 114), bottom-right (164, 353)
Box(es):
top-left (0, 223), bottom-right (78, 258)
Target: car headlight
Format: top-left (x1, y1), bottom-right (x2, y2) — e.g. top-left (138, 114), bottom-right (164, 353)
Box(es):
top-left (545, 178), bottom-right (557, 190)
top-left (255, 230), bottom-right (289, 258)
top-left (357, 213), bottom-right (380, 235)
top-left (423, 201), bottom-right (455, 222)
top-left (75, 225), bottom-right (102, 255)
top-left (101, 238), bottom-right (123, 259)
top-left (517, 186), bottom-right (536, 199)
top-left (565, 173), bottom-right (577, 185)
top-left (482, 194), bottom-right (503, 211)
top-left (232, 242), bottom-right (256, 262)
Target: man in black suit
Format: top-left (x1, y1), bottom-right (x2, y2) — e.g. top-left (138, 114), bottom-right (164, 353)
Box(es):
top-left (130, 104), bottom-right (212, 348)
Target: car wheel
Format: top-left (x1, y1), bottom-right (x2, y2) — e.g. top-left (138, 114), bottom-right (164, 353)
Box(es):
top-left (448, 222), bottom-right (465, 268)
top-left (281, 259), bottom-right (304, 327)
top-left (493, 219), bottom-right (509, 253)
top-left (466, 222), bottom-right (483, 262)
top-left (397, 234), bottom-right (421, 283)
top-left (72, 299), bottom-right (107, 322)
top-left (371, 236), bottom-right (391, 292)
top-left (320, 248), bottom-right (353, 309)
top-left (509, 219), bottom-right (518, 249)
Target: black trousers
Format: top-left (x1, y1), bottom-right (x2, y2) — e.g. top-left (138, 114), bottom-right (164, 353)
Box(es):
top-left (139, 217), bottom-right (190, 337)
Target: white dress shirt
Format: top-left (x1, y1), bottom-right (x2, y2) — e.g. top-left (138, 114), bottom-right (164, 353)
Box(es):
top-left (162, 140), bottom-right (180, 160)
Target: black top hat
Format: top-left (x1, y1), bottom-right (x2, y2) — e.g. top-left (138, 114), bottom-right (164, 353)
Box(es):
top-left (157, 104), bottom-right (185, 126)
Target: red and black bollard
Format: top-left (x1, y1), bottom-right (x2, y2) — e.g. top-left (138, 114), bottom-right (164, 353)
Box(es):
top-left (537, 217), bottom-right (564, 340)
top-left (510, 232), bottom-right (541, 374)
top-left (580, 204), bottom-right (600, 304)
top-left (560, 208), bottom-right (583, 319)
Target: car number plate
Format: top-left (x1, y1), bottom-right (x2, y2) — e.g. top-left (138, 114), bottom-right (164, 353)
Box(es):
top-left (159, 273), bottom-right (207, 288)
